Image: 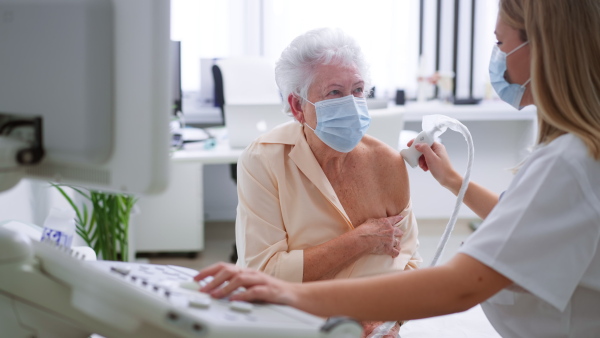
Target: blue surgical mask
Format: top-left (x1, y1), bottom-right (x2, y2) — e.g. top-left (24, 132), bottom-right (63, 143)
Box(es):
top-left (489, 41), bottom-right (531, 110)
top-left (303, 94), bottom-right (371, 153)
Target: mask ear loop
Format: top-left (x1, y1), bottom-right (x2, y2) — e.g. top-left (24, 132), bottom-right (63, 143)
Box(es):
top-left (506, 40), bottom-right (529, 56)
top-left (295, 95), bottom-right (317, 131)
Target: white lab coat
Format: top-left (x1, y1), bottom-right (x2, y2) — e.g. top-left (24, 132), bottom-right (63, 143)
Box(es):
top-left (460, 133), bottom-right (600, 337)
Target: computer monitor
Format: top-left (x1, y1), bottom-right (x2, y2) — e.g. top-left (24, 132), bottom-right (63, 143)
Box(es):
top-left (0, 0), bottom-right (170, 196)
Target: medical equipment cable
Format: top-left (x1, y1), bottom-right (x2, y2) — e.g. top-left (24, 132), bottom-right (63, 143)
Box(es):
top-left (429, 120), bottom-right (473, 267)
top-left (367, 116), bottom-right (474, 338)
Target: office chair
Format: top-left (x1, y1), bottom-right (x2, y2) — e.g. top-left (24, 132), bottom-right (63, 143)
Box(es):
top-left (211, 57), bottom-right (281, 263)
top-left (211, 64), bottom-right (226, 125)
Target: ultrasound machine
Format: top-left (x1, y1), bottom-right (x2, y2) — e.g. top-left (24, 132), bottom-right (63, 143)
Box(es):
top-left (0, 1), bottom-right (361, 337)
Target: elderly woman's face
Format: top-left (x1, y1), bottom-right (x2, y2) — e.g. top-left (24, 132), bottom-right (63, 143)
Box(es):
top-left (303, 63), bottom-right (364, 127)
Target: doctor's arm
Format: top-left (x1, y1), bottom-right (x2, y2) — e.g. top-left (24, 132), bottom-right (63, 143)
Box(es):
top-left (197, 253), bottom-right (512, 321)
top-left (414, 142), bottom-right (499, 220)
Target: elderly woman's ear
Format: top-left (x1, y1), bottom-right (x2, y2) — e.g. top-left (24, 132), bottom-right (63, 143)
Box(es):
top-left (288, 94), bottom-right (305, 123)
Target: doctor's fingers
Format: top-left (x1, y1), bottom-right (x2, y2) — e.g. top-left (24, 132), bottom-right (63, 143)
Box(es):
top-left (194, 261), bottom-right (234, 283)
top-left (229, 280), bottom-right (297, 306)
top-left (416, 142), bottom-right (451, 165)
top-left (416, 143), bottom-right (454, 177)
top-left (210, 270), bottom-right (289, 303)
top-left (198, 263), bottom-right (248, 294)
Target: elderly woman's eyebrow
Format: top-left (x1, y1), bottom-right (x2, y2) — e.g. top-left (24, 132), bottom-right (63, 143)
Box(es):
top-left (324, 81), bottom-right (364, 89)
top-left (323, 83), bottom-right (344, 90)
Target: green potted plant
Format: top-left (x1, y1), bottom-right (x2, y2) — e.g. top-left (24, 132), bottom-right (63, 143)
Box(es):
top-left (52, 184), bottom-right (137, 262)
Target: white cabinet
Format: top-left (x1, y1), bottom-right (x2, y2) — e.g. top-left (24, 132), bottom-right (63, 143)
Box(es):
top-left (133, 159), bottom-right (204, 254)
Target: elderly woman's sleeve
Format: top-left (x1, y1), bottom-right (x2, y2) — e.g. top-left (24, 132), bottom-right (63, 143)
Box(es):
top-left (400, 205), bottom-right (423, 270)
top-left (234, 145), bottom-right (303, 283)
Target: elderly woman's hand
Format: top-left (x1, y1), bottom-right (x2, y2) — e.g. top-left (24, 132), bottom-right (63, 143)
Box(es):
top-left (355, 214), bottom-right (404, 258)
top-left (194, 262), bottom-right (299, 305)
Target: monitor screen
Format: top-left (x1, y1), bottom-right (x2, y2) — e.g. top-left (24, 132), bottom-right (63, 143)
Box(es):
top-left (0, 0), bottom-right (170, 196)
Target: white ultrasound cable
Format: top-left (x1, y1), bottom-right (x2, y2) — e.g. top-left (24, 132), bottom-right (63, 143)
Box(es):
top-left (428, 119), bottom-right (473, 267)
top-left (367, 115), bottom-right (474, 338)
top-left (400, 114), bottom-right (474, 266)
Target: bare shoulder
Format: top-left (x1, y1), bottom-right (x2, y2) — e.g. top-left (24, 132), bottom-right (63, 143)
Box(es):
top-left (359, 135), bottom-right (411, 209)
top-left (361, 135), bottom-right (406, 167)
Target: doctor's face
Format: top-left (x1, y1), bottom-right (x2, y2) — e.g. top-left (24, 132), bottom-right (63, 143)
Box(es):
top-left (494, 17), bottom-right (533, 106)
top-left (302, 63), bottom-right (365, 129)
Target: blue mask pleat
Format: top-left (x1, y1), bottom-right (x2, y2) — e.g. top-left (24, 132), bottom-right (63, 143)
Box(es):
top-left (489, 44), bottom-right (529, 110)
top-left (308, 94), bottom-right (371, 153)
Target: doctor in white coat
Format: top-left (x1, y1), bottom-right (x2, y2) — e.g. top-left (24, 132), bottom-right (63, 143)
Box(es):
top-left (195, 0), bottom-right (600, 336)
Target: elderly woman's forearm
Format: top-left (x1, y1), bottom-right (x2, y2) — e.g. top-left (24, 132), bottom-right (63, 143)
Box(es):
top-left (302, 230), bottom-right (370, 282)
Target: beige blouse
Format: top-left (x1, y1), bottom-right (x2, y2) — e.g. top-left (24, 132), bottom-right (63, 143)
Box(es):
top-left (235, 121), bottom-right (421, 283)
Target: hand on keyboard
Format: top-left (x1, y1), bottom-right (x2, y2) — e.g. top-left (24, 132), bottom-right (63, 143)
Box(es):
top-left (193, 262), bottom-right (296, 306)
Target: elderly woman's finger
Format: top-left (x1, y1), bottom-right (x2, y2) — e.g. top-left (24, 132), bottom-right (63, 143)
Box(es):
top-left (394, 228), bottom-right (404, 238)
top-left (387, 213), bottom-right (404, 226)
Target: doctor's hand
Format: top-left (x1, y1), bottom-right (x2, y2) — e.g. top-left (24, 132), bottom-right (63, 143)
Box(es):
top-left (194, 262), bottom-right (299, 306)
top-left (407, 140), bottom-right (462, 192)
top-left (355, 214), bottom-right (404, 258)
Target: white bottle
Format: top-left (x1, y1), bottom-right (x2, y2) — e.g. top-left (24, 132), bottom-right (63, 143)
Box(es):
top-left (416, 54), bottom-right (429, 103)
top-left (41, 207), bottom-right (76, 248)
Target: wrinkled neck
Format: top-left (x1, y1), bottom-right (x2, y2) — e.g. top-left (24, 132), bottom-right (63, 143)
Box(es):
top-left (302, 124), bottom-right (349, 176)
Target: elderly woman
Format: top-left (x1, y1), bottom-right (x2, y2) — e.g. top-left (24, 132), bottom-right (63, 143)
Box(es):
top-left (234, 27), bottom-right (420, 336)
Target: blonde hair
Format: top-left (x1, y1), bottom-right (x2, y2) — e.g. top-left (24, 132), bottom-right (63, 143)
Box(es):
top-left (500, 0), bottom-right (600, 160)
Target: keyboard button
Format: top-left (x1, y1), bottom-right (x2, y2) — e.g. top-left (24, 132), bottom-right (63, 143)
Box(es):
top-left (110, 266), bottom-right (131, 276)
top-left (179, 281), bottom-right (201, 291)
top-left (229, 301), bottom-right (253, 313)
top-left (188, 295), bottom-right (211, 309)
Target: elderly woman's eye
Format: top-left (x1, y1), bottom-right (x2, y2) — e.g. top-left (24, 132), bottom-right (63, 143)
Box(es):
top-left (354, 87), bottom-right (364, 94)
top-left (328, 90), bottom-right (341, 96)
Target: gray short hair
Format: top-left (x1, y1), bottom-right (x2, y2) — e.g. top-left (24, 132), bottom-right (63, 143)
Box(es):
top-left (275, 27), bottom-right (371, 116)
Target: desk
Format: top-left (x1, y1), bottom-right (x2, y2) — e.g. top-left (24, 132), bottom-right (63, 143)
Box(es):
top-left (134, 127), bottom-right (241, 254)
top-left (134, 101), bottom-right (536, 254)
